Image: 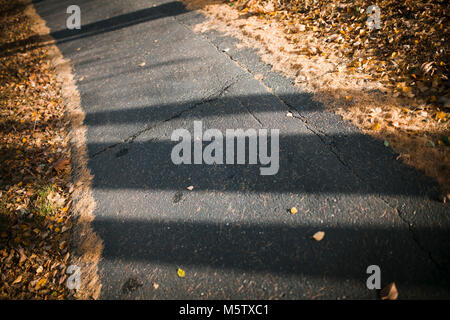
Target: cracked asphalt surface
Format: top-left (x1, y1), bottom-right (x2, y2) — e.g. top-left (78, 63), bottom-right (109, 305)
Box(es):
top-left (34, 0), bottom-right (450, 299)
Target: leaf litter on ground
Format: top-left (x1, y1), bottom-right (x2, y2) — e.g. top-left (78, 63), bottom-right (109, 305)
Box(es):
top-left (0, 0), bottom-right (74, 299)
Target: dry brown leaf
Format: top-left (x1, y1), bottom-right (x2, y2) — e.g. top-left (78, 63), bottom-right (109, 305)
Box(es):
top-left (380, 282), bottom-right (398, 300)
top-left (54, 158), bottom-right (70, 172)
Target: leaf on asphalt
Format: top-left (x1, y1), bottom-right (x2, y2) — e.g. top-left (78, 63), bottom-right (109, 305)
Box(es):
top-left (380, 282), bottom-right (398, 300)
top-left (313, 231), bottom-right (325, 241)
top-left (177, 268), bottom-right (186, 278)
top-left (290, 207), bottom-right (298, 214)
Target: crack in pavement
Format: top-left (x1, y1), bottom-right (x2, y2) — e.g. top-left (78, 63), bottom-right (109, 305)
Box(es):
top-left (395, 204), bottom-right (450, 280)
top-left (91, 73), bottom-right (247, 158)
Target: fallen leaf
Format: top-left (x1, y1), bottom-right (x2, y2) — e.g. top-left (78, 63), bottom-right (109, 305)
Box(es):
top-left (35, 277), bottom-right (47, 290)
top-left (186, 185), bottom-right (194, 191)
top-left (371, 123), bottom-right (381, 131)
top-left (13, 275), bottom-right (23, 284)
top-left (18, 248), bottom-right (27, 265)
top-left (380, 282), bottom-right (398, 300)
top-left (313, 231), bottom-right (325, 241)
top-left (177, 268), bottom-right (186, 278)
top-left (54, 158), bottom-right (70, 172)
top-left (290, 207), bottom-right (298, 214)
top-left (47, 191), bottom-right (65, 208)
top-left (436, 112), bottom-right (446, 121)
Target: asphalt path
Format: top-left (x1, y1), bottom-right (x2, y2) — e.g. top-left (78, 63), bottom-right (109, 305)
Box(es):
top-left (33, 0), bottom-right (450, 299)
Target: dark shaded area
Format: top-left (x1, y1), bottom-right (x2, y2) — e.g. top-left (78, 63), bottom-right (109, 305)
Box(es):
top-left (86, 129), bottom-right (437, 198)
top-left (0, 1), bottom-right (187, 57)
top-left (121, 277), bottom-right (143, 295)
top-left (93, 217), bottom-right (450, 291)
top-left (49, 1), bottom-right (187, 44)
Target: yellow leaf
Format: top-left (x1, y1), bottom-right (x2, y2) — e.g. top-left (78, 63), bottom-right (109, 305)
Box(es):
top-left (177, 268), bottom-right (186, 278)
top-left (436, 112), bottom-right (446, 120)
top-left (371, 123), bottom-right (381, 131)
top-left (290, 207), bottom-right (298, 214)
top-left (401, 85), bottom-right (411, 93)
top-left (35, 278), bottom-right (47, 289)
